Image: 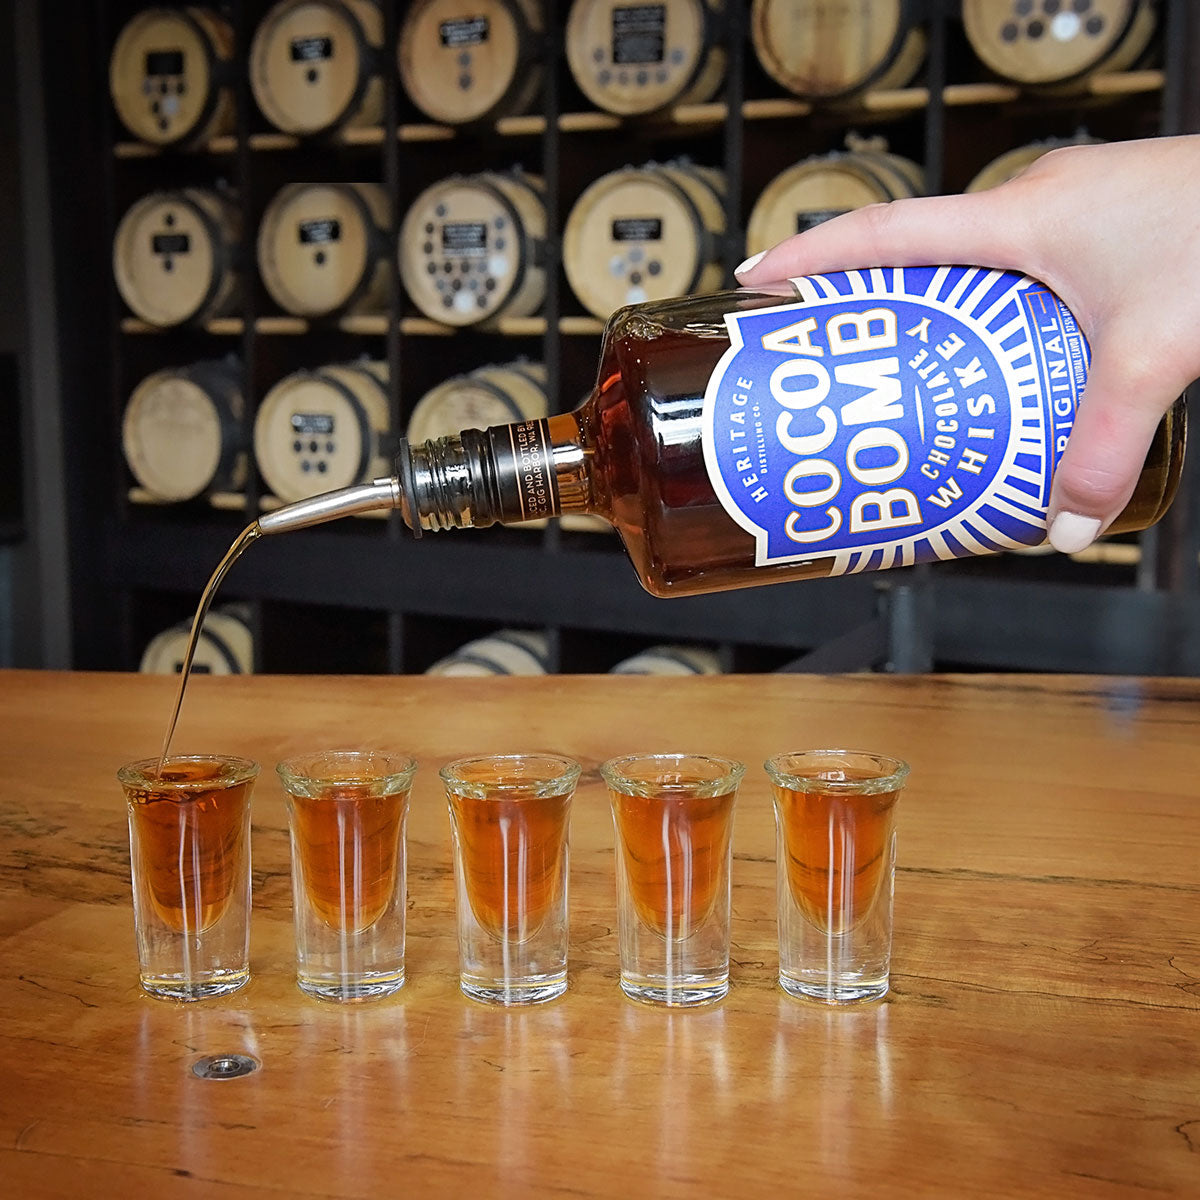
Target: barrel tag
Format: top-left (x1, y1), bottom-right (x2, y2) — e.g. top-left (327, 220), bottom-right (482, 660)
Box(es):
top-left (152, 232), bottom-right (191, 255)
top-left (146, 49), bottom-right (185, 76)
top-left (291, 413), bottom-right (335, 434)
top-left (442, 222), bottom-right (488, 256)
top-left (291, 36), bottom-right (333, 62)
top-left (440, 17), bottom-right (490, 47)
top-left (701, 266), bottom-right (1089, 573)
top-left (795, 209), bottom-right (849, 234)
top-left (299, 218), bottom-right (341, 244)
top-left (612, 217), bottom-right (662, 241)
top-left (613, 5), bottom-right (667, 64)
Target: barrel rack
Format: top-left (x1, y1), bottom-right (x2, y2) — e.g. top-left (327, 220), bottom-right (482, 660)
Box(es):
top-left (37, 0), bottom-right (1200, 674)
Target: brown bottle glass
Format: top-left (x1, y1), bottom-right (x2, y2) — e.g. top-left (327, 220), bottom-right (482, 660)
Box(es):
top-left (397, 280), bottom-right (1186, 598)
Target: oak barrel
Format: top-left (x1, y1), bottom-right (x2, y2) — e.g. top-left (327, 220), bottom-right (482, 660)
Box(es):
top-left (406, 361), bottom-right (547, 444)
top-left (745, 146), bottom-right (925, 255)
top-left (140, 605), bottom-right (254, 675)
top-left (258, 182), bottom-right (390, 317)
top-left (123, 359), bottom-right (247, 502)
top-left (563, 161), bottom-right (726, 319)
top-left (966, 134), bottom-right (1102, 192)
top-left (750, 0), bottom-right (926, 100)
top-left (399, 170), bottom-right (546, 327)
top-left (113, 188), bottom-right (241, 327)
top-left (962, 0), bottom-right (1155, 89)
top-left (250, 0), bottom-right (384, 135)
top-left (565, 0), bottom-right (726, 116)
top-left (398, 0), bottom-right (543, 125)
top-left (109, 6), bottom-right (234, 146)
top-left (254, 361), bottom-right (391, 502)
top-left (426, 629), bottom-right (550, 676)
top-left (610, 644), bottom-right (723, 675)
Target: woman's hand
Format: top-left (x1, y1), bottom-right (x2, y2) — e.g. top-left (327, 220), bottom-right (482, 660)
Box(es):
top-left (734, 136), bottom-right (1200, 553)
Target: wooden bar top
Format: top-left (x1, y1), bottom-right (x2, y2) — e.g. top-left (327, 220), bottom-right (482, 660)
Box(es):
top-left (1, 670), bottom-right (1198, 1197)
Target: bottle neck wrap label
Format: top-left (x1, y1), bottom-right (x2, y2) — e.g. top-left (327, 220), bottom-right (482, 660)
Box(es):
top-left (701, 266), bottom-right (1089, 574)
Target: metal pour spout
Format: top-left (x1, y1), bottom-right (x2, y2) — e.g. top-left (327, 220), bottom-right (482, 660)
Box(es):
top-left (256, 476), bottom-right (404, 534)
top-left (254, 435), bottom-right (483, 537)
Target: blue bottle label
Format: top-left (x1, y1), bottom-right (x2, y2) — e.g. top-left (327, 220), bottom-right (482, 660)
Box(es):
top-left (701, 267), bottom-right (1089, 573)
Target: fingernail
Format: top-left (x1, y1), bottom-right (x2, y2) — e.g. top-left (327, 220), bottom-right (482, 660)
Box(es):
top-left (734, 250), bottom-right (766, 278)
top-left (1048, 512), bottom-right (1102, 554)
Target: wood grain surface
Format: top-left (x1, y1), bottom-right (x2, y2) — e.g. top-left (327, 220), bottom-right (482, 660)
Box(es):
top-left (1, 670), bottom-right (1198, 1198)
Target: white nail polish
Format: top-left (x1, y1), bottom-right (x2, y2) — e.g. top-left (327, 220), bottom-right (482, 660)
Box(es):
top-left (734, 250), bottom-right (766, 277)
top-left (1048, 512), bottom-right (1102, 554)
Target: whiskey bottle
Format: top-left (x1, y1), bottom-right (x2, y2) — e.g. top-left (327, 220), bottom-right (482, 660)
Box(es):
top-left (258, 267), bottom-right (1186, 596)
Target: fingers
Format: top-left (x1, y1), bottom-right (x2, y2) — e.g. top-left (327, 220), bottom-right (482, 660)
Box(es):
top-left (1046, 339), bottom-right (1180, 553)
top-left (734, 191), bottom-right (1030, 284)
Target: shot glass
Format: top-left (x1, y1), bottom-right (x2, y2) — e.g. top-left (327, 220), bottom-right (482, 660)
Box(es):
top-left (277, 750), bottom-right (416, 1002)
top-left (602, 753), bottom-right (744, 1008)
top-left (765, 750), bottom-right (910, 1004)
top-left (441, 754), bottom-right (580, 1006)
top-left (119, 754), bottom-right (258, 1001)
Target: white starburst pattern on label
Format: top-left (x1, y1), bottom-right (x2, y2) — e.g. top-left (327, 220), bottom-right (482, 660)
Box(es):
top-left (701, 267), bottom-right (1090, 576)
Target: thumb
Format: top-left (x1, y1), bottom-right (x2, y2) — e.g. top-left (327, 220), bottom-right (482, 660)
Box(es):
top-left (734, 192), bottom-right (1028, 283)
top-left (1046, 337), bottom-right (1179, 553)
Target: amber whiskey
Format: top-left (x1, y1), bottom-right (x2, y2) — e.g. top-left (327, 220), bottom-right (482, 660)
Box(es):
top-left (448, 785), bottom-right (571, 943)
top-left (125, 759), bottom-right (252, 934)
top-left (774, 770), bottom-right (900, 934)
top-left (611, 787), bottom-right (736, 937)
top-left (288, 780), bottom-right (407, 933)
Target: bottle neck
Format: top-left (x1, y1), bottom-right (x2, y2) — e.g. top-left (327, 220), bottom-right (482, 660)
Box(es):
top-left (398, 414), bottom-right (592, 534)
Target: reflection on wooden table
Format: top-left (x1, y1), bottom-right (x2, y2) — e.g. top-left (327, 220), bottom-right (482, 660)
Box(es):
top-left (1, 670), bottom-right (1198, 1197)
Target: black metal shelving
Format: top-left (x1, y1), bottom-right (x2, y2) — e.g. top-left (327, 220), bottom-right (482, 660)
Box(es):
top-left (40, 0), bottom-right (1200, 675)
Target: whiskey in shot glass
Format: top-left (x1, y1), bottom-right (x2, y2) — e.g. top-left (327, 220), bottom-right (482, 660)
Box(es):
top-left (602, 753), bottom-right (744, 1008)
top-left (441, 754), bottom-right (579, 1005)
top-left (278, 750), bottom-right (416, 1001)
top-left (766, 749), bottom-right (909, 1004)
top-left (119, 754), bottom-right (258, 1001)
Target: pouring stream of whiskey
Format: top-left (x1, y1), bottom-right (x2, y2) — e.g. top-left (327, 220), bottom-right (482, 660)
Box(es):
top-left (153, 476), bottom-right (403, 775)
top-left (156, 521), bottom-right (262, 776)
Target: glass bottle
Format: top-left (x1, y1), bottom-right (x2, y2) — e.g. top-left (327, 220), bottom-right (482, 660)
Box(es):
top-left (259, 267), bottom-right (1186, 597)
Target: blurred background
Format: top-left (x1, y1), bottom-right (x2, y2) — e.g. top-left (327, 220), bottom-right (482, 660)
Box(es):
top-left (3, 0), bottom-right (1199, 678)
